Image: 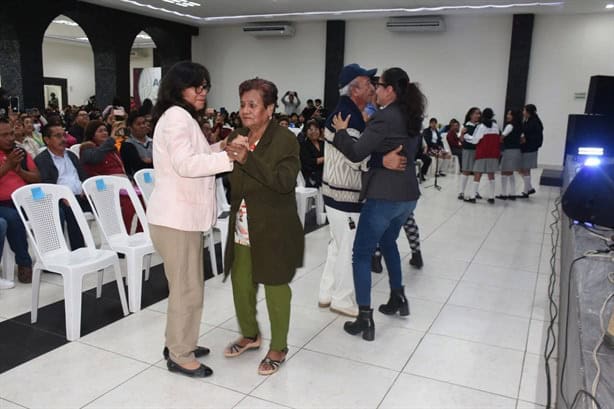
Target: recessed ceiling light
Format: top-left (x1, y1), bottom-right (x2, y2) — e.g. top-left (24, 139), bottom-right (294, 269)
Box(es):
top-left (119, 0), bottom-right (201, 20)
top-left (606, 4), bottom-right (614, 9)
top-left (136, 33), bottom-right (152, 40)
top-left (52, 19), bottom-right (79, 26)
top-left (161, 0), bottom-right (200, 7)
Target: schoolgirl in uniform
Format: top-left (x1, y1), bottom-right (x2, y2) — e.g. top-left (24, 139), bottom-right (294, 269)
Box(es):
top-left (464, 108), bottom-right (500, 204)
top-left (458, 107), bottom-right (481, 200)
top-left (497, 109), bottom-right (523, 200)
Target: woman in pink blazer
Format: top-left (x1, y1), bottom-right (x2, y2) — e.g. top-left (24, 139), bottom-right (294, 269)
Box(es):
top-left (148, 61), bottom-right (236, 378)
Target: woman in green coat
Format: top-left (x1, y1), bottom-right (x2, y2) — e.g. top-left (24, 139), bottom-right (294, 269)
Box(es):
top-left (223, 78), bottom-right (304, 376)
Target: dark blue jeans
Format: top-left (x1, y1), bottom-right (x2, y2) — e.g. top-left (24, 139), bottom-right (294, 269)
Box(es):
top-left (0, 205), bottom-right (32, 267)
top-left (0, 217), bottom-right (7, 257)
top-left (352, 199), bottom-right (417, 307)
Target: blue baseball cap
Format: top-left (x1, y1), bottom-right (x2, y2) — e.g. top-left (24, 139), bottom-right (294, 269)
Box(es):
top-left (338, 63), bottom-right (377, 88)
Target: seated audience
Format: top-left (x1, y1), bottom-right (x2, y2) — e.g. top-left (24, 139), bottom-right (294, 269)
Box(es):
top-left (415, 137), bottom-right (432, 182)
top-left (300, 119), bottom-right (325, 187)
top-left (22, 116), bottom-right (45, 147)
top-left (120, 111), bottom-right (153, 178)
top-left (0, 118), bottom-right (40, 283)
top-left (35, 124), bottom-right (91, 250)
top-left (14, 118), bottom-right (40, 158)
top-left (0, 216), bottom-right (14, 289)
top-left (422, 117), bottom-right (452, 176)
top-left (446, 118), bottom-right (463, 167)
top-left (80, 120), bottom-right (138, 232)
top-left (68, 109), bottom-right (89, 143)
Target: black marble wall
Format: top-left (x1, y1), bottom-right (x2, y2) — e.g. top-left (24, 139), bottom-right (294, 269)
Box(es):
top-left (0, 0), bottom-right (197, 110)
top-left (324, 21), bottom-right (346, 111)
top-left (504, 14), bottom-right (534, 116)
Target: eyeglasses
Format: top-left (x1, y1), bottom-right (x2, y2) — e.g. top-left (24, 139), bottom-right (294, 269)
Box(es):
top-left (194, 83), bottom-right (211, 94)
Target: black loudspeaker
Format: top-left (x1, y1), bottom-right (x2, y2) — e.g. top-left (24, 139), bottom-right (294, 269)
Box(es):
top-left (565, 114), bottom-right (614, 158)
top-left (586, 75), bottom-right (614, 115)
top-left (562, 163), bottom-right (614, 228)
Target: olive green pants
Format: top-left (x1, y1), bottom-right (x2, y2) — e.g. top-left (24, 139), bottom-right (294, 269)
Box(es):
top-left (231, 244), bottom-right (291, 351)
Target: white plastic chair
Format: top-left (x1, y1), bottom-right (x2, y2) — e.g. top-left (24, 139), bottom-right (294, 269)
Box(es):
top-left (206, 177), bottom-right (230, 275)
top-left (133, 168), bottom-right (155, 205)
top-left (11, 184), bottom-right (129, 341)
top-left (69, 143), bottom-right (81, 158)
top-left (82, 176), bottom-right (155, 313)
top-left (295, 173), bottom-right (325, 227)
top-left (1, 245), bottom-right (16, 283)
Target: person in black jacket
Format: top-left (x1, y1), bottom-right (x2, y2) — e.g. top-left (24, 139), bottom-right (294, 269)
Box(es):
top-left (36, 124), bottom-right (91, 250)
top-left (497, 108), bottom-right (523, 200)
top-left (519, 104), bottom-right (543, 198)
top-left (421, 117), bottom-right (451, 176)
top-left (332, 67), bottom-right (424, 341)
top-left (299, 119), bottom-right (325, 187)
top-left (120, 110), bottom-right (153, 179)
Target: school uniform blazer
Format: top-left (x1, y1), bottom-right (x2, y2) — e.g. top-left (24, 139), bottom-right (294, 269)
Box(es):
top-left (223, 120), bottom-right (304, 285)
top-left (147, 105), bottom-right (233, 232)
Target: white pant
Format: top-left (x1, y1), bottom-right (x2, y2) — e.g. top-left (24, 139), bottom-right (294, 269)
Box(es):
top-left (319, 206), bottom-right (359, 310)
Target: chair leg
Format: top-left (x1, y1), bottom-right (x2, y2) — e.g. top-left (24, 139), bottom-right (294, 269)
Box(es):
top-left (96, 269), bottom-right (104, 298)
top-left (144, 253), bottom-right (152, 281)
top-left (206, 230), bottom-right (217, 276)
top-left (112, 260), bottom-right (130, 316)
top-left (126, 255), bottom-right (144, 313)
top-left (219, 225), bottom-right (227, 274)
top-left (296, 196), bottom-right (306, 227)
top-left (63, 274), bottom-right (83, 341)
top-left (31, 267), bottom-right (42, 324)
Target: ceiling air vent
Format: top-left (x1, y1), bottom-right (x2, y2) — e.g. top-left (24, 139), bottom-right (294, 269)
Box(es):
top-left (242, 22), bottom-right (295, 37)
top-left (386, 16), bottom-right (445, 32)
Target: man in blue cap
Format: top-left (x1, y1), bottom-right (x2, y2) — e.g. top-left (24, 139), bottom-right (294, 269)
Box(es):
top-left (318, 63), bottom-right (405, 317)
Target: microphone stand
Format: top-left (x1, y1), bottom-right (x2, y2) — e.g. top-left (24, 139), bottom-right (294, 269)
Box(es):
top-left (424, 153), bottom-right (442, 191)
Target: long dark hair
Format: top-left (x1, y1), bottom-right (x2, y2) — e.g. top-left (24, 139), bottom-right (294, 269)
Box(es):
top-left (464, 107), bottom-right (480, 125)
top-left (152, 61), bottom-right (210, 127)
top-left (481, 108), bottom-right (494, 128)
top-left (507, 108), bottom-right (523, 128)
top-left (381, 67), bottom-right (426, 136)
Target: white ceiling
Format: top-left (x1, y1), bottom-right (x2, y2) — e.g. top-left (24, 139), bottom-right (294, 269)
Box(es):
top-left (77, 0), bottom-right (614, 26)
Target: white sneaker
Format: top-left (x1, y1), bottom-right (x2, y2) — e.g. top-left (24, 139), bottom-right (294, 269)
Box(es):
top-left (330, 304), bottom-right (359, 318)
top-left (0, 278), bottom-right (15, 289)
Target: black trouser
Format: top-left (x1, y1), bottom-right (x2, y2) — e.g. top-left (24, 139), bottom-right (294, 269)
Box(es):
top-left (416, 152), bottom-right (432, 176)
top-left (59, 196), bottom-right (92, 250)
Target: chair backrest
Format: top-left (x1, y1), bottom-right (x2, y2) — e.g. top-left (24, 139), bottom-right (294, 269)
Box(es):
top-left (296, 172), bottom-right (306, 188)
top-left (82, 175), bottom-right (149, 243)
top-left (216, 177), bottom-right (230, 214)
top-left (69, 143), bottom-right (81, 158)
top-left (11, 184), bottom-right (96, 261)
top-left (133, 168), bottom-right (155, 205)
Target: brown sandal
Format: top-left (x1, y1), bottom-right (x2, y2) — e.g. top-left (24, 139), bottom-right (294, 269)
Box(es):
top-left (224, 335), bottom-right (261, 358)
top-left (258, 348), bottom-right (288, 376)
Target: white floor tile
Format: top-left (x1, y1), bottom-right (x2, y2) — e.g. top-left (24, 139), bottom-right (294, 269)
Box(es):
top-left (430, 304), bottom-right (530, 351)
top-left (517, 400), bottom-right (546, 408)
top-left (380, 373), bottom-right (516, 409)
top-left (374, 274), bottom-right (457, 303)
top-left (519, 353), bottom-right (557, 407)
top-left (421, 238), bottom-right (482, 263)
top-left (251, 349), bottom-right (397, 409)
top-left (0, 342), bottom-right (148, 409)
top-left (526, 319), bottom-right (558, 357)
top-left (305, 319), bottom-right (424, 371)
top-left (371, 291), bottom-right (444, 332)
top-left (234, 396), bottom-right (292, 409)
top-left (84, 366), bottom-right (244, 408)
top-left (449, 281), bottom-right (534, 318)
top-left (404, 256), bottom-right (469, 281)
top-left (0, 280), bottom-right (65, 318)
top-left (473, 243), bottom-right (542, 272)
top-left (404, 334), bottom-right (524, 398)
top-left (0, 399), bottom-right (27, 409)
top-left (462, 263), bottom-right (537, 292)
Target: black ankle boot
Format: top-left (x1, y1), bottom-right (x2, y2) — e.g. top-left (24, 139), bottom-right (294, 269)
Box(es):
top-left (409, 251), bottom-right (423, 269)
top-left (378, 286), bottom-right (410, 316)
top-left (371, 253), bottom-right (383, 274)
top-left (344, 307), bottom-right (375, 341)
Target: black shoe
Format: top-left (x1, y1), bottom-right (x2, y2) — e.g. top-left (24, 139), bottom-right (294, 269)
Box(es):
top-left (378, 286), bottom-right (410, 316)
top-left (476, 193), bottom-right (483, 199)
top-left (163, 346), bottom-right (210, 360)
top-left (464, 198), bottom-right (476, 203)
top-left (437, 172), bottom-right (446, 177)
top-left (167, 359), bottom-right (213, 377)
top-left (507, 195), bottom-right (516, 201)
top-left (528, 188), bottom-right (536, 195)
top-left (344, 307), bottom-right (375, 341)
top-left (371, 253), bottom-right (383, 274)
top-left (495, 195), bottom-right (507, 200)
top-left (409, 251), bottom-right (423, 269)
top-left (457, 193), bottom-right (464, 200)
top-left (420, 175), bottom-right (427, 182)
top-left (518, 192), bottom-right (530, 199)
top-left (487, 198), bottom-right (495, 204)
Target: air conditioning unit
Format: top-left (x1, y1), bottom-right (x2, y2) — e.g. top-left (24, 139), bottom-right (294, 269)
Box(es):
top-left (386, 16), bottom-right (445, 32)
top-left (242, 22), bottom-right (295, 37)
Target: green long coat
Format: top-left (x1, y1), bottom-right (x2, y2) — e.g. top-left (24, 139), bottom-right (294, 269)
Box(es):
top-left (223, 120), bottom-right (305, 285)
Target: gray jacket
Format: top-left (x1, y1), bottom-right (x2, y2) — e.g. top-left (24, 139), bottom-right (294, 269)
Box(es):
top-left (332, 102), bottom-right (421, 202)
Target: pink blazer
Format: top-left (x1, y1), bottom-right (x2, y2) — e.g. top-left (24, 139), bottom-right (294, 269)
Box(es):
top-left (147, 106), bottom-right (233, 232)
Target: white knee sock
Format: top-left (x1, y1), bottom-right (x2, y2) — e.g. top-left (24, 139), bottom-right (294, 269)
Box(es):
top-left (460, 174), bottom-right (469, 195)
top-left (523, 175), bottom-right (531, 194)
top-left (488, 180), bottom-right (495, 199)
top-left (471, 181), bottom-right (480, 199)
top-left (501, 175), bottom-right (508, 196)
top-left (508, 175), bottom-right (516, 196)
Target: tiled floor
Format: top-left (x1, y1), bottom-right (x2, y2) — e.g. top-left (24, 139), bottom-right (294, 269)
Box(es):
top-left (0, 171), bottom-right (560, 408)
